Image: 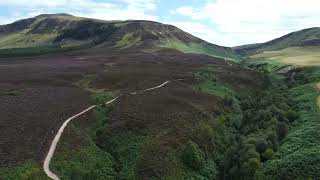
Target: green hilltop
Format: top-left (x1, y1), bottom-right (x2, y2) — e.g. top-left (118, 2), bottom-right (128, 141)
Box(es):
top-left (0, 13), bottom-right (239, 60)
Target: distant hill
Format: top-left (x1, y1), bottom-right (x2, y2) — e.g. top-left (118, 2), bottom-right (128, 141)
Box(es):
top-left (234, 27), bottom-right (320, 56)
top-left (0, 14), bottom-right (239, 60)
top-left (234, 27), bottom-right (320, 67)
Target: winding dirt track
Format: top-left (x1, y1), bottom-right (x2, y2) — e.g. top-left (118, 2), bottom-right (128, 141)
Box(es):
top-left (43, 81), bottom-right (171, 180)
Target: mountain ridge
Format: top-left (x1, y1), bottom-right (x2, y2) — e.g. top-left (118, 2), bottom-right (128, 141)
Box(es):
top-left (0, 13), bottom-right (239, 60)
top-left (234, 27), bottom-right (320, 56)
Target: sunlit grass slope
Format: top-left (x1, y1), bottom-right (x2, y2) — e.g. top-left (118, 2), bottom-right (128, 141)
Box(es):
top-left (252, 46), bottom-right (320, 67)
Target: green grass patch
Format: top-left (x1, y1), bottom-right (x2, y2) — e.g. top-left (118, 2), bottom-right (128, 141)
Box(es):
top-left (0, 32), bottom-right (58, 49)
top-left (159, 39), bottom-right (240, 61)
top-left (193, 67), bottom-right (234, 97)
top-left (244, 57), bottom-right (291, 73)
top-left (75, 74), bottom-right (117, 103)
top-left (194, 78), bottom-right (234, 97)
top-left (0, 161), bottom-right (49, 180)
top-left (251, 46), bottom-right (320, 67)
top-left (75, 74), bottom-right (100, 93)
top-left (0, 44), bottom-right (92, 58)
top-left (116, 32), bottom-right (142, 49)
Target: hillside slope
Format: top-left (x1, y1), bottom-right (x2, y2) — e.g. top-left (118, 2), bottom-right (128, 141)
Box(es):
top-left (235, 27), bottom-right (320, 67)
top-left (234, 27), bottom-right (320, 55)
top-left (0, 14), bottom-right (238, 60)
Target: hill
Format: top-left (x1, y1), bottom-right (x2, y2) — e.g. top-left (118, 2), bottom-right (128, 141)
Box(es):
top-left (0, 14), bottom-right (238, 60)
top-left (234, 27), bottom-right (320, 55)
top-left (0, 39), bottom-right (264, 179)
top-left (235, 27), bottom-right (320, 67)
top-left (1, 14), bottom-right (320, 180)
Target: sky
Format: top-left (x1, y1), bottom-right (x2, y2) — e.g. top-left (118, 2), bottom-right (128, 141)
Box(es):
top-left (0, 0), bottom-right (320, 47)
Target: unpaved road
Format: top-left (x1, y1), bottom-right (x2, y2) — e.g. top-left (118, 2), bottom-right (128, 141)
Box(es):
top-left (130, 81), bottom-right (169, 95)
top-left (43, 81), bottom-right (171, 180)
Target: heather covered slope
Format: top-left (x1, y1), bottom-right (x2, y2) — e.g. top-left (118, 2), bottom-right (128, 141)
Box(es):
top-left (2, 14), bottom-right (320, 180)
top-left (0, 14), bottom-right (239, 60)
top-left (0, 48), bottom-right (261, 179)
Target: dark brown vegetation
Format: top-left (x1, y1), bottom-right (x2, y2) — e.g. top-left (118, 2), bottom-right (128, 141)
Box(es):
top-left (48, 48), bottom-right (263, 179)
top-left (1, 14), bottom-right (319, 180)
top-left (0, 47), bottom-right (260, 169)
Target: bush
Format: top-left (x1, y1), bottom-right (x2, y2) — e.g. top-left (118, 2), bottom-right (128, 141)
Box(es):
top-left (244, 147), bottom-right (261, 162)
top-left (262, 148), bottom-right (275, 161)
top-left (182, 141), bottom-right (205, 170)
top-left (255, 139), bottom-right (268, 153)
top-left (19, 167), bottom-right (44, 180)
top-left (241, 158), bottom-right (261, 178)
top-left (266, 132), bottom-right (278, 150)
top-left (223, 94), bottom-right (234, 106)
top-left (276, 122), bottom-right (288, 141)
top-left (285, 110), bottom-right (299, 122)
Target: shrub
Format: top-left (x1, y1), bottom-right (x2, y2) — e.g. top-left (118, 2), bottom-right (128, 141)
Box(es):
top-left (276, 122), bottom-right (288, 141)
top-left (261, 148), bottom-right (275, 161)
top-left (247, 158), bottom-right (261, 171)
top-left (182, 141), bottom-right (205, 170)
top-left (244, 147), bottom-right (261, 162)
top-left (200, 159), bottom-right (219, 179)
top-left (241, 158), bottom-right (261, 178)
top-left (223, 94), bottom-right (234, 106)
top-left (255, 139), bottom-right (268, 154)
top-left (285, 110), bottom-right (299, 122)
top-left (19, 167), bottom-right (44, 180)
top-left (266, 132), bottom-right (278, 149)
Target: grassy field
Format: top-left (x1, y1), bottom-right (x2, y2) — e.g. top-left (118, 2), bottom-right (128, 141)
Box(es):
top-left (159, 39), bottom-right (240, 61)
top-left (0, 32), bottom-right (58, 49)
top-left (252, 46), bottom-right (320, 67)
top-left (0, 44), bottom-right (92, 58)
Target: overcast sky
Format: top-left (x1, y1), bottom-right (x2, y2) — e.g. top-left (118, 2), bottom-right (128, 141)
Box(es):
top-left (0, 0), bottom-right (319, 47)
